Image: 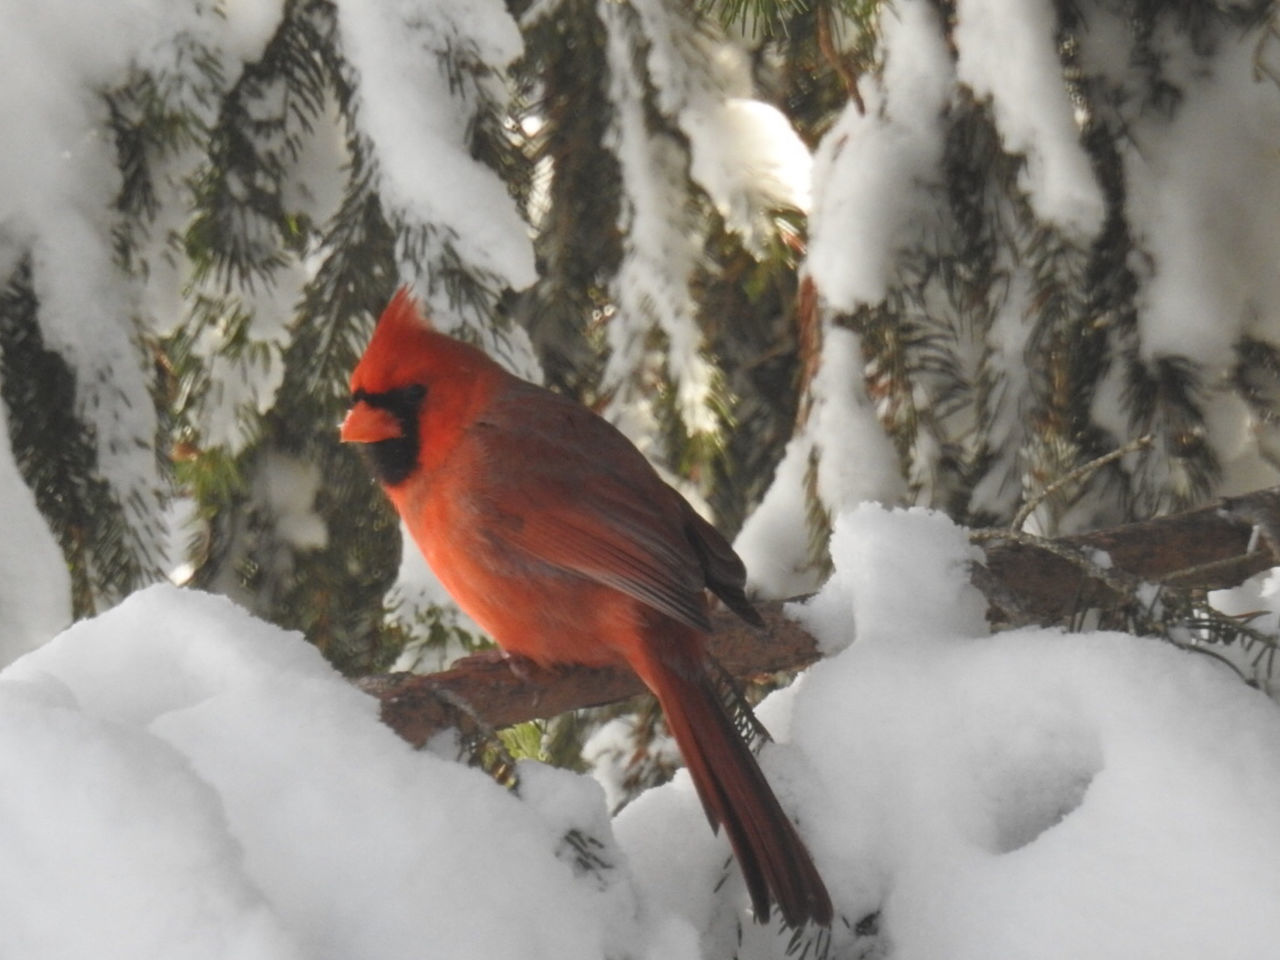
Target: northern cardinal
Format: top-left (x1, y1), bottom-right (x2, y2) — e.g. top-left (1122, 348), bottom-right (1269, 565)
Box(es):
top-left (340, 288), bottom-right (831, 927)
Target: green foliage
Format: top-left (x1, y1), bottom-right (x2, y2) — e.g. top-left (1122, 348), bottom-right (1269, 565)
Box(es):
top-left (698, 211), bottom-right (806, 533)
top-left (698, 0), bottom-right (812, 37)
top-left (514, 0), bottom-right (623, 396)
top-left (0, 263), bottom-right (149, 614)
top-left (806, 1), bottom-right (1278, 542)
top-left (499, 721), bottom-right (551, 764)
top-left (697, 0), bottom-right (878, 42)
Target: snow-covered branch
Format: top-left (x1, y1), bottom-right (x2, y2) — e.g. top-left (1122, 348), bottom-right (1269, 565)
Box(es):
top-left (360, 485), bottom-right (1280, 747)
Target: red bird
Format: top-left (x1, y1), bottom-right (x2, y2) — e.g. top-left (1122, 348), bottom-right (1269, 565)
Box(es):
top-left (340, 288), bottom-right (831, 927)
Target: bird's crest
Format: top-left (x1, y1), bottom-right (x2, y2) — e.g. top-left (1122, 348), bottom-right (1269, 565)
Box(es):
top-left (379, 286), bottom-right (434, 334)
top-left (348, 287), bottom-right (491, 395)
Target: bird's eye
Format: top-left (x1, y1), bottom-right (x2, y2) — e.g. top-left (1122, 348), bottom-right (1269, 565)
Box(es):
top-left (347, 385), bottom-right (423, 416)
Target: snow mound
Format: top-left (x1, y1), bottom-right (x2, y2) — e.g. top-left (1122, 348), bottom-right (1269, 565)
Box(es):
top-left (627, 504), bottom-right (1280, 958)
top-left (5, 511), bottom-right (1280, 959)
top-left (2, 586), bottom-right (623, 960)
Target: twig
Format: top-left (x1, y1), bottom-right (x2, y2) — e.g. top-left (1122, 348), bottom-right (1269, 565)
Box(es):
top-left (1011, 434), bottom-right (1154, 531)
top-left (816, 4), bottom-right (865, 114)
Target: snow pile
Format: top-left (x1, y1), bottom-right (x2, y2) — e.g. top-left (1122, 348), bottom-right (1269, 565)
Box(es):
top-left (5, 508), bottom-right (1280, 958)
top-left (1, 586), bottom-right (629, 960)
top-left (785, 505), bottom-right (1280, 958)
top-left (628, 505), bottom-right (1280, 958)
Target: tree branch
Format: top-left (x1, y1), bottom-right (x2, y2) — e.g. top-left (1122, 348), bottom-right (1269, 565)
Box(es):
top-left (356, 486), bottom-right (1280, 747)
top-left (977, 486), bottom-right (1280, 625)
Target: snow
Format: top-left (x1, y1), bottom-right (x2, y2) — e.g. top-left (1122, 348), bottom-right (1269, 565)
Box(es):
top-left (807, 0), bottom-right (953, 312)
top-left (191, 276), bottom-right (302, 455)
top-left (334, 0), bottom-right (537, 296)
top-left (1122, 23), bottom-right (1280, 371)
top-left (2, 586), bottom-right (618, 960)
top-left (734, 435), bottom-right (826, 598)
top-left (3, 510), bottom-right (1279, 958)
top-left (656, 505), bottom-right (1280, 957)
top-left (0, 0), bottom-right (285, 648)
top-left (796, 505), bottom-right (988, 652)
top-left (628, 0), bottom-right (810, 251)
top-left (3, 1), bottom-right (1280, 956)
top-left (810, 326), bottom-right (908, 512)
top-left (599, 0), bottom-right (811, 450)
top-left (735, 326), bottom-right (906, 598)
top-left (249, 452), bottom-right (325, 551)
top-left (807, 0), bottom-right (1105, 309)
top-left (0, 677), bottom-right (299, 960)
top-left (0, 398), bottom-right (70, 666)
top-left (953, 0), bottom-right (1105, 238)
top-left (334, 0), bottom-right (546, 380)
top-left (683, 97), bottom-right (812, 247)
top-left (0, 0), bottom-right (285, 574)
top-left (600, 0), bottom-right (719, 444)
top-left (803, 0), bottom-right (1280, 520)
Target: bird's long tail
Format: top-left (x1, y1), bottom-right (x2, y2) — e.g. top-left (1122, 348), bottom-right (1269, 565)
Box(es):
top-left (632, 634), bottom-right (832, 928)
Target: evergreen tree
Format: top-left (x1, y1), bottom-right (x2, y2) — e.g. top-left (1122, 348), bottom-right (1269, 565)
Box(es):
top-left (791, 0), bottom-right (1280, 545)
top-left (2, 0), bottom-right (1279, 801)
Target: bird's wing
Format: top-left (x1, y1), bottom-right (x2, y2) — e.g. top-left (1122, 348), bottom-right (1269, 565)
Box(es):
top-left (463, 386), bottom-right (717, 633)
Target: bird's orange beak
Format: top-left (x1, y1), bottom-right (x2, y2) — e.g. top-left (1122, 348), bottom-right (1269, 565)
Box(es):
top-left (339, 402), bottom-right (402, 444)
